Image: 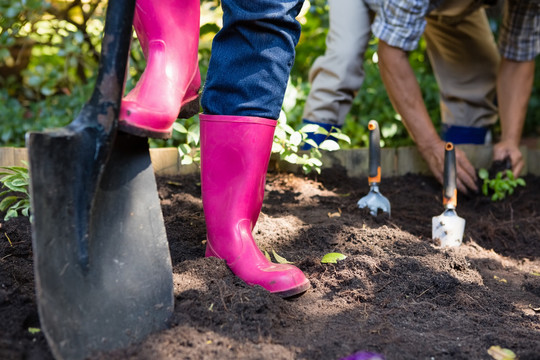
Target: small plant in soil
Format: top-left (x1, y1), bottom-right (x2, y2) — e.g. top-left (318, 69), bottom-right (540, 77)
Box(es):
top-left (478, 168), bottom-right (526, 202)
top-left (0, 162), bottom-right (31, 221)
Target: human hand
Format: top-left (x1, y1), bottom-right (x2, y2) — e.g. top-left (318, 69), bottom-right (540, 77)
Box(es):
top-left (418, 139), bottom-right (478, 195)
top-left (493, 140), bottom-right (523, 178)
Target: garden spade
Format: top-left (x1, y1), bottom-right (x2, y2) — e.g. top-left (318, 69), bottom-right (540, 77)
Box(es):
top-left (357, 120), bottom-right (391, 216)
top-left (432, 142), bottom-right (465, 247)
top-left (25, 1), bottom-right (173, 359)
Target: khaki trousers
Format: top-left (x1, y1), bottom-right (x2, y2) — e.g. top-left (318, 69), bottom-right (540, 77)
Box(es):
top-left (303, 0), bottom-right (500, 129)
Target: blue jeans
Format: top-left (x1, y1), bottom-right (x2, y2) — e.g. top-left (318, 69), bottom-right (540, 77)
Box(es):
top-left (201, 0), bottom-right (304, 120)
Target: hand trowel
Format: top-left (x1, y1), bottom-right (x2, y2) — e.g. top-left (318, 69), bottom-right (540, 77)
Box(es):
top-left (432, 142), bottom-right (465, 247)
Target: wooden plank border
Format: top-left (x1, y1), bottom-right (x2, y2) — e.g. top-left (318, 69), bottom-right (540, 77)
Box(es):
top-left (1, 146), bottom-right (538, 177)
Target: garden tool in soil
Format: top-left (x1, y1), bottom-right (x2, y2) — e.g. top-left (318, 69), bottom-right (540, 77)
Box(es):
top-left (357, 120), bottom-right (391, 216)
top-left (200, 114), bottom-right (311, 298)
top-left (119, 0), bottom-right (200, 139)
top-left (432, 142), bottom-right (466, 247)
top-left (26, 1), bottom-right (173, 359)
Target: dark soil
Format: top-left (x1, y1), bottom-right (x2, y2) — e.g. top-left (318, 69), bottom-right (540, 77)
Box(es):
top-left (1, 167), bottom-right (539, 360)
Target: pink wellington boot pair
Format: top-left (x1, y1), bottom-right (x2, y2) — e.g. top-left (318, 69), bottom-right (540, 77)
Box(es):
top-left (119, 0), bottom-right (201, 139)
top-left (121, 1), bottom-right (310, 297)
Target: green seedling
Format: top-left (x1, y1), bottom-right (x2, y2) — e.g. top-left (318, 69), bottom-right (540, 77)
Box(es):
top-left (28, 327), bottom-right (41, 335)
top-left (0, 162), bottom-right (31, 221)
top-left (321, 252), bottom-right (347, 264)
top-left (478, 168), bottom-right (526, 202)
top-left (487, 345), bottom-right (516, 360)
top-left (263, 249), bottom-right (294, 264)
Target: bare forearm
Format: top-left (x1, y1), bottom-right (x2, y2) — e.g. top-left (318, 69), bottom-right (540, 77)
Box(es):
top-left (377, 40), bottom-right (478, 193)
top-left (497, 58), bottom-right (535, 146)
top-left (377, 40), bottom-right (440, 151)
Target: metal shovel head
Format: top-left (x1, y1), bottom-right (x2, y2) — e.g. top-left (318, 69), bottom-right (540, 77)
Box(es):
top-left (432, 209), bottom-right (465, 247)
top-left (357, 185), bottom-right (391, 217)
top-left (27, 130), bottom-right (173, 360)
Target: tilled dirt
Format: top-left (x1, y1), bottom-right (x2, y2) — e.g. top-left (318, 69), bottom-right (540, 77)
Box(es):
top-left (1, 167), bottom-right (539, 359)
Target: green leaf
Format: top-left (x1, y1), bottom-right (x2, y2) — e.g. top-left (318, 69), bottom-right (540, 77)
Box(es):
top-left (5, 209), bottom-right (18, 221)
top-left (299, 124), bottom-right (319, 134)
top-left (263, 250), bottom-right (271, 262)
top-left (180, 155), bottom-right (193, 165)
top-left (482, 182), bottom-right (489, 196)
top-left (290, 132), bottom-right (302, 146)
top-left (478, 168), bottom-right (489, 180)
top-left (272, 250), bottom-right (294, 264)
top-left (487, 345), bottom-right (516, 360)
top-left (314, 127), bottom-right (330, 136)
top-left (28, 327), bottom-right (41, 334)
top-left (319, 140), bottom-right (340, 151)
top-left (304, 139), bottom-right (318, 148)
top-left (331, 132), bottom-right (351, 143)
top-left (505, 170), bottom-right (514, 180)
top-left (516, 178), bottom-right (526, 187)
top-left (0, 196), bottom-right (18, 211)
top-left (173, 122), bottom-right (188, 133)
top-left (321, 252), bottom-right (347, 264)
top-left (283, 153), bottom-right (299, 164)
top-left (310, 158), bottom-right (323, 167)
top-left (271, 142), bottom-right (284, 153)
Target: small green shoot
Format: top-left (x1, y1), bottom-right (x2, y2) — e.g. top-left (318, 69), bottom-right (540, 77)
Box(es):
top-left (321, 252), bottom-right (347, 264)
top-left (5, 232), bottom-right (13, 246)
top-left (263, 249), bottom-right (294, 264)
top-left (478, 168), bottom-right (526, 202)
top-left (0, 162), bottom-right (31, 221)
top-left (272, 250), bottom-right (294, 264)
top-left (487, 345), bottom-right (516, 360)
top-left (28, 327), bottom-right (41, 334)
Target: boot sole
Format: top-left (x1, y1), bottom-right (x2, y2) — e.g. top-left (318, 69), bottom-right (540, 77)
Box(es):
top-left (118, 95), bottom-right (201, 139)
top-left (274, 281), bottom-right (311, 299)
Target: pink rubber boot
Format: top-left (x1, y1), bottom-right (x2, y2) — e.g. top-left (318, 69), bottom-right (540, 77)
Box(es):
top-left (119, 0), bottom-right (200, 139)
top-left (200, 114), bottom-right (311, 298)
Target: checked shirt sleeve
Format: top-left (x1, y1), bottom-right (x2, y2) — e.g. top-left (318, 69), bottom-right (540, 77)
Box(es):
top-left (371, 0), bottom-right (431, 51)
top-left (498, 0), bottom-right (540, 61)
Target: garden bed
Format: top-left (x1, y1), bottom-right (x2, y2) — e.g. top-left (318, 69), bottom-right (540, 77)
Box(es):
top-left (1, 167), bottom-right (539, 359)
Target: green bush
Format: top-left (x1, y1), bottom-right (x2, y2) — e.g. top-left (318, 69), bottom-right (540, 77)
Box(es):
top-left (1, 0), bottom-right (539, 150)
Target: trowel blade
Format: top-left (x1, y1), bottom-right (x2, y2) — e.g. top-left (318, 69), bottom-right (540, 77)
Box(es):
top-left (432, 209), bottom-right (465, 247)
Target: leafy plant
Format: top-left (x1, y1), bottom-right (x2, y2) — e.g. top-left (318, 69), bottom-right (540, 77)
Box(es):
top-left (172, 117), bottom-right (200, 166)
top-left (0, 162), bottom-right (30, 221)
top-left (478, 168), bottom-right (526, 201)
top-left (272, 115), bottom-right (350, 174)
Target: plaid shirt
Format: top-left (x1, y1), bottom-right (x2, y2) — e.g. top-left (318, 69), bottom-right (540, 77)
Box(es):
top-left (366, 0), bottom-right (444, 51)
top-left (368, 0), bottom-right (540, 60)
top-left (498, 0), bottom-right (540, 61)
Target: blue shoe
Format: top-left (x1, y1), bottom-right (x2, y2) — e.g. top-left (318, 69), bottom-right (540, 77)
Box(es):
top-left (442, 124), bottom-right (491, 145)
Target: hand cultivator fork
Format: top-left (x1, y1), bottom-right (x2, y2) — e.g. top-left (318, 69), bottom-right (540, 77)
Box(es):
top-left (357, 120), bottom-right (391, 216)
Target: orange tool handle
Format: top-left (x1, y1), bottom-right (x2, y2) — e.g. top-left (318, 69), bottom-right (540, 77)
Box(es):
top-left (368, 120), bottom-right (381, 184)
top-left (443, 142), bottom-right (457, 208)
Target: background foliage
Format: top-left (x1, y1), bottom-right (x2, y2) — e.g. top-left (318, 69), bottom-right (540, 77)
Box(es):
top-left (1, 0), bottom-right (539, 148)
